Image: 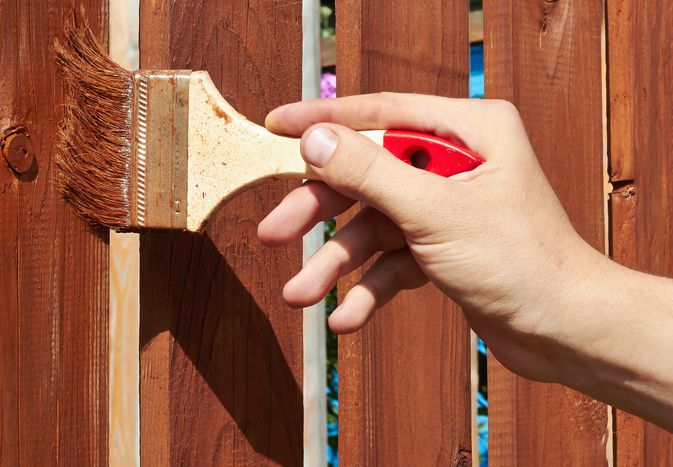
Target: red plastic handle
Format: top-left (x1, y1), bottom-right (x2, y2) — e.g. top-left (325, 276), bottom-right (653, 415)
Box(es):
top-left (383, 130), bottom-right (483, 177)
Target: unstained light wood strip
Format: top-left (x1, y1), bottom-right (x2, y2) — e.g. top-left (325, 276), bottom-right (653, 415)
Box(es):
top-left (109, 2), bottom-right (141, 466)
top-left (302, 2), bottom-right (327, 464)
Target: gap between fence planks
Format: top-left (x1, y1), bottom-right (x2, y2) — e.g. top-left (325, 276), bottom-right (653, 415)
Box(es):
top-left (0, 2), bottom-right (109, 465)
top-left (484, 0), bottom-right (610, 464)
top-left (302, 0), bottom-right (328, 464)
top-left (108, 3), bottom-right (140, 466)
top-left (335, 1), bottom-right (473, 464)
top-left (138, 1), bottom-right (304, 465)
top-left (607, 0), bottom-right (673, 464)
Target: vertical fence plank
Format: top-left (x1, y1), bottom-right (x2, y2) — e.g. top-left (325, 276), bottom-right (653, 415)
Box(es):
top-left (336, 1), bottom-right (472, 464)
top-left (138, 1), bottom-right (304, 465)
top-left (484, 0), bottom-right (609, 464)
top-left (0, 2), bottom-right (109, 465)
top-left (607, 1), bottom-right (673, 464)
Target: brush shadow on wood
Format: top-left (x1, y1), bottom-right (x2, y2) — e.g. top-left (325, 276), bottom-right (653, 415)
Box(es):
top-left (138, 1), bottom-right (304, 463)
top-left (139, 192), bottom-right (302, 465)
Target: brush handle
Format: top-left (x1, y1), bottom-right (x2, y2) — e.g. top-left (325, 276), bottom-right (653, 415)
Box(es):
top-left (187, 72), bottom-right (483, 231)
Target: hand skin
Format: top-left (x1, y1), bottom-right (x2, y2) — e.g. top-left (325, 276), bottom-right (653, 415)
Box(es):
top-left (258, 93), bottom-right (673, 432)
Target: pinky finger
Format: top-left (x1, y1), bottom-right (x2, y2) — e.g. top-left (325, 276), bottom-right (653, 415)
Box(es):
top-left (328, 249), bottom-right (428, 334)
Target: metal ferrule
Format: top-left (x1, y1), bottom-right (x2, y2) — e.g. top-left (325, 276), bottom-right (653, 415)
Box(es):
top-left (131, 70), bottom-right (191, 230)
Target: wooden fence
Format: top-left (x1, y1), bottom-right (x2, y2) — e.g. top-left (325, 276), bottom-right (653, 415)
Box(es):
top-left (0, 0), bottom-right (672, 465)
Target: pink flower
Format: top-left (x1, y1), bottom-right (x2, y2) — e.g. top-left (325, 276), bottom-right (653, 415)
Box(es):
top-left (320, 73), bottom-right (337, 99)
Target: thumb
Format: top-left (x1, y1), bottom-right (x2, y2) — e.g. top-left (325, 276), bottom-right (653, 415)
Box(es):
top-left (301, 123), bottom-right (451, 228)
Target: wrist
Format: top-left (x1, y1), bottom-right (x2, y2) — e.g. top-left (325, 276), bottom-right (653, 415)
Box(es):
top-left (540, 246), bottom-right (673, 429)
top-left (539, 242), bottom-right (623, 388)
top-left (507, 235), bottom-right (617, 385)
top-left (484, 234), bottom-right (611, 384)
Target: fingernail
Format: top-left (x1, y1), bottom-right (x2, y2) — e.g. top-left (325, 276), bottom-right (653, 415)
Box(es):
top-left (304, 128), bottom-right (338, 168)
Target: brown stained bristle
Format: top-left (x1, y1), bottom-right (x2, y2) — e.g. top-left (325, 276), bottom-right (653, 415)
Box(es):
top-left (53, 8), bottom-right (133, 229)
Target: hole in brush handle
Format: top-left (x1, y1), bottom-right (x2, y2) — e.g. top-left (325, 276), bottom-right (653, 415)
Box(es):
top-left (382, 130), bottom-right (483, 177)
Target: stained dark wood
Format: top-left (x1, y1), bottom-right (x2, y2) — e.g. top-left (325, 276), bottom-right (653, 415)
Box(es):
top-left (138, 2), bottom-right (304, 465)
top-left (335, 1), bottom-right (473, 464)
top-left (607, 0), bottom-right (673, 464)
top-left (484, 0), bottom-right (609, 464)
top-left (0, 2), bottom-right (109, 465)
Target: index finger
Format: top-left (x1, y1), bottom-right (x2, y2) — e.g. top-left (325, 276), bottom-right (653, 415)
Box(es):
top-left (265, 92), bottom-right (524, 157)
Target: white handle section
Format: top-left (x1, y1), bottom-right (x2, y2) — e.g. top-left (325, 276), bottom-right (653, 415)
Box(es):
top-left (360, 129), bottom-right (385, 146)
top-left (187, 71), bottom-right (386, 231)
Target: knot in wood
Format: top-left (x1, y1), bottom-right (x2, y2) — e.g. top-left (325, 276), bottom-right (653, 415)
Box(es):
top-left (1, 128), bottom-right (33, 174)
top-left (539, 0), bottom-right (560, 33)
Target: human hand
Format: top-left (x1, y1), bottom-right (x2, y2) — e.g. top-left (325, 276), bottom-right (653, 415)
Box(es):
top-left (259, 93), bottom-right (607, 383)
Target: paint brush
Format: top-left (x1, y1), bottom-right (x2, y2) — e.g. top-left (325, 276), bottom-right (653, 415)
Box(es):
top-left (54, 14), bottom-right (483, 232)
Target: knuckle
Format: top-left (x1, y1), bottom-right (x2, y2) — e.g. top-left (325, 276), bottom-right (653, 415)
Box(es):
top-left (489, 99), bottom-right (521, 121)
top-left (389, 257), bottom-right (406, 287)
top-left (318, 239), bottom-right (351, 281)
top-left (333, 246), bottom-right (353, 277)
top-left (369, 208), bottom-right (392, 237)
top-left (350, 93), bottom-right (395, 129)
top-left (342, 144), bottom-right (379, 194)
top-left (382, 252), bottom-right (421, 293)
top-left (376, 91), bottom-right (398, 102)
top-left (369, 92), bottom-right (399, 127)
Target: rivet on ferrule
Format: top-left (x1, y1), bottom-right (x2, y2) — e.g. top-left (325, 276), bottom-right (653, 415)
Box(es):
top-left (1, 127), bottom-right (34, 174)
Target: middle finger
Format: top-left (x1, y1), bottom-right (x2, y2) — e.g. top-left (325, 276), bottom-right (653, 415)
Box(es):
top-left (283, 207), bottom-right (406, 307)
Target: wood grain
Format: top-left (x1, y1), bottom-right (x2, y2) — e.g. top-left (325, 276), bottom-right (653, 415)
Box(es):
top-left (607, 0), bottom-right (673, 464)
top-left (335, 1), bottom-right (472, 464)
top-left (138, 1), bottom-right (304, 465)
top-left (109, 232), bottom-right (140, 467)
top-left (0, 2), bottom-right (109, 465)
top-left (484, 0), bottom-right (610, 464)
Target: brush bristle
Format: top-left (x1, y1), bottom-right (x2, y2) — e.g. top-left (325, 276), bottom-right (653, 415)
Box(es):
top-left (54, 8), bottom-right (133, 229)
